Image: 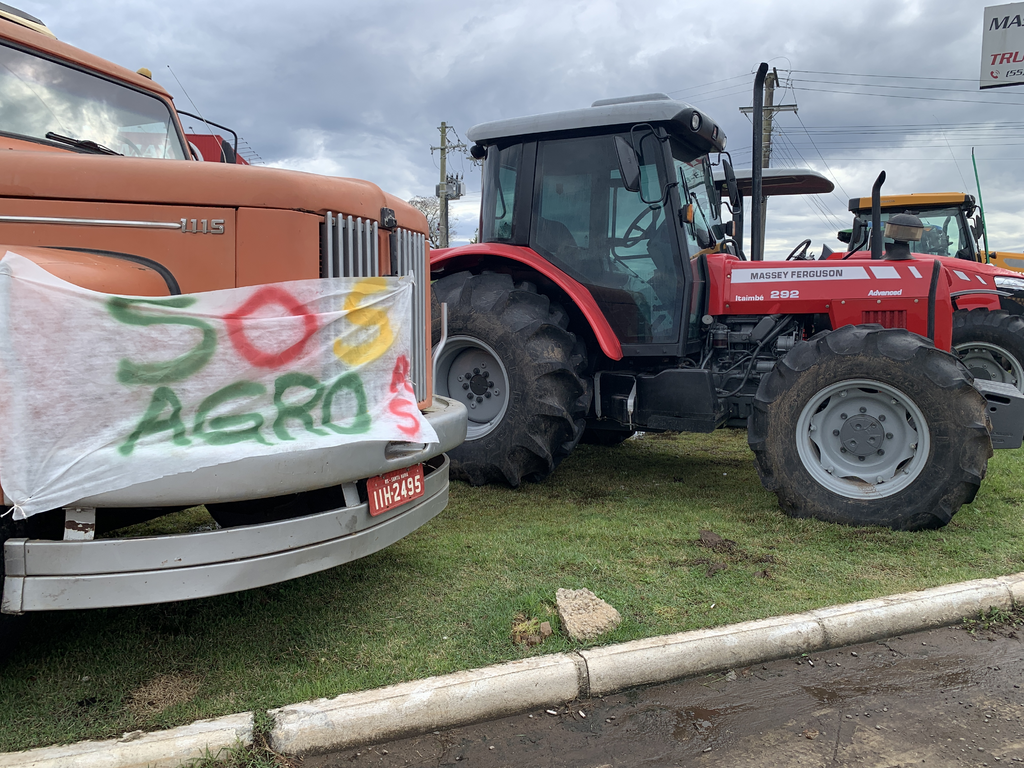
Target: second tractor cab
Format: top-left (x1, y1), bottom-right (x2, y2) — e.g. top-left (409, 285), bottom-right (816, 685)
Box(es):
top-left (431, 81), bottom-right (1024, 532)
top-left (842, 191), bottom-right (1024, 275)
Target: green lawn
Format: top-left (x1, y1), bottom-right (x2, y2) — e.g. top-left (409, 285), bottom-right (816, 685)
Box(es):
top-left (2, 430), bottom-right (1024, 753)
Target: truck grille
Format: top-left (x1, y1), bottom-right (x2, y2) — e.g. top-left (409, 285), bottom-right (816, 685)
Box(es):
top-left (320, 213), bottom-right (379, 278)
top-left (320, 213), bottom-right (429, 402)
top-left (392, 228), bottom-right (429, 402)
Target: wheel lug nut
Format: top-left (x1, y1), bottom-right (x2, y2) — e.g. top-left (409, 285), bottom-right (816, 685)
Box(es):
top-left (879, 414), bottom-right (886, 421)
top-left (833, 429), bottom-right (840, 436)
top-left (859, 406), bottom-right (867, 413)
top-left (840, 447), bottom-right (847, 453)
top-left (858, 456), bottom-right (865, 461)
top-left (487, 381), bottom-right (494, 387)
top-left (877, 449), bottom-right (884, 455)
top-left (467, 393), bottom-right (473, 400)
top-left (462, 383), bottom-right (469, 390)
top-left (485, 392), bottom-right (491, 398)
top-left (476, 396), bottom-right (483, 403)
top-left (885, 432), bottom-right (893, 440)
top-left (840, 413), bottom-right (848, 420)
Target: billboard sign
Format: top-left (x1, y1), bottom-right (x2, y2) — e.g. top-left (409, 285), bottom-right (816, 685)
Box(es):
top-left (982, 3), bottom-right (1024, 88)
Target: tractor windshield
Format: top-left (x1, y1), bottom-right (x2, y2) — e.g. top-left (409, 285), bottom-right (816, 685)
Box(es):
top-left (859, 207), bottom-right (976, 260)
top-left (671, 142), bottom-right (721, 253)
top-left (529, 133), bottom-right (685, 346)
top-left (0, 42), bottom-right (188, 159)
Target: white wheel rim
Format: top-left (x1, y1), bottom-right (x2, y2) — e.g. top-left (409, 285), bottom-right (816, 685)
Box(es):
top-left (954, 341), bottom-right (1024, 392)
top-left (435, 335), bottom-right (510, 440)
top-left (795, 379), bottom-right (930, 500)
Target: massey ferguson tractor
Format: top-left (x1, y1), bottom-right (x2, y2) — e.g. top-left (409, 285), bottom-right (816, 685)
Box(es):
top-left (430, 64), bottom-right (1024, 531)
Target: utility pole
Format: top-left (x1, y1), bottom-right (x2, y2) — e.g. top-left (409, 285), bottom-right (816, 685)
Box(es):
top-left (431, 123), bottom-right (466, 248)
top-left (739, 68), bottom-right (797, 257)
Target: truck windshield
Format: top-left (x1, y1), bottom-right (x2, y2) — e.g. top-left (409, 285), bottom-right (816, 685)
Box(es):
top-left (0, 43), bottom-right (187, 159)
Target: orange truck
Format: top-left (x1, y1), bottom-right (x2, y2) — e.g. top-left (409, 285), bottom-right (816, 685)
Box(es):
top-left (0, 6), bottom-right (466, 648)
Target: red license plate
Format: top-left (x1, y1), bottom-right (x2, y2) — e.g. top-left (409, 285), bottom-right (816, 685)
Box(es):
top-left (367, 464), bottom-right (425, 516)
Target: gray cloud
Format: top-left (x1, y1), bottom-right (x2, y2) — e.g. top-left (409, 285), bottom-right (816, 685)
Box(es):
top-left (24, 0), bottom-right (1024, 253)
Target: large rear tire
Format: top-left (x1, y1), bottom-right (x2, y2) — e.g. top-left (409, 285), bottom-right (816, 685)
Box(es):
top-left (952, 308), bottom-right (1024, 392)
top-left (749, 325), bottom-right (992, 530)
top-left (432, 272), bottom-right (590, 486)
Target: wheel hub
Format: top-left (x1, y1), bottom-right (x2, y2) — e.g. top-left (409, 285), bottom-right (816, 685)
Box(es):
top-left (838, 414), bottom-right (885, 457)
top-left (797, 379), bottom-right (929, 499)
top-left (436, 336), bottom-right (509, 440)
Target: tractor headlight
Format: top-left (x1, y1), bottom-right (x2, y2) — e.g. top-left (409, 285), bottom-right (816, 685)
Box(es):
top-left (994, 276), bottom-right (1024, 291)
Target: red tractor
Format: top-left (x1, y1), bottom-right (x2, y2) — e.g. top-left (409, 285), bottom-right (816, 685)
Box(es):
top-left (430, 65), bottom-right (1024, 530)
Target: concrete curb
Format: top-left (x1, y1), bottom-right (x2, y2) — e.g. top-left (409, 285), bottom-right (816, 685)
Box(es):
top-left (0, 712), bottom-right (253, 768)
top-left (5, 572), bottom-right (1024, 766)
top-left (270, 653), bottom-right (584, 754)
top-left (267, 572), bottom-right (1024, 753)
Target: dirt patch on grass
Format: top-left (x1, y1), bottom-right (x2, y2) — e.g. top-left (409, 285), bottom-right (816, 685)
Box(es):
top-left (127, 673), bottom-right (201, 716)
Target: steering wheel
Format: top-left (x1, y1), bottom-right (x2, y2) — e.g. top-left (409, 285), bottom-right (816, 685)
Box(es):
top-left (621, 206), bottom-right (661, 248)
top-left (785, 238), bottom-right (813, 261)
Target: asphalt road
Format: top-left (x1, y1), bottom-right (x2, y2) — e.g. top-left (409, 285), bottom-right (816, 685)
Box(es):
top-left (301, 621), bottom-right (1024, 767)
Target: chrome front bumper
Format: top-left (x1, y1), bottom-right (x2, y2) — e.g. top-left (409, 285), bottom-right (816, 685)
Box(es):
top-left (2, 396), bottom-right (468, 613)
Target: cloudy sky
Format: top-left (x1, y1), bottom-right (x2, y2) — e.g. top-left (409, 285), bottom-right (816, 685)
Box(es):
top-left (22, 0), bottom-right (1024, 256)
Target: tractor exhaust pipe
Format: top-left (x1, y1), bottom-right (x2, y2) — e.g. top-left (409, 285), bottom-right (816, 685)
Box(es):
top-left (750, 62), bottom-right (769, 262)
top-left (871, 171), bottom-right (885, 260)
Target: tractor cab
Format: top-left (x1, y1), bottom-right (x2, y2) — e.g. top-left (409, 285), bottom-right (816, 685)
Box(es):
top-left (469, 93), bottom-right (731, 357)
top-left (843, 193), bottom-right (983, 262)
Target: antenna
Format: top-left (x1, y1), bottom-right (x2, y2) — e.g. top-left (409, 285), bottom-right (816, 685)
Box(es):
top-left (166, 65), bottom-right (227, 163)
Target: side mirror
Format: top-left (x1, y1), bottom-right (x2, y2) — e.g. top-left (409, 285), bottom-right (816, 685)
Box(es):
top-left (722, 157), bottom-right (741, 211)
top-left (837, 229), bottom-right (852, 244)
top-left (614, 136), bottom-right (641, 193)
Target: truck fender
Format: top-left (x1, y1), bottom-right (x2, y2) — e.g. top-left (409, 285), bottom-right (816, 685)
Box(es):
top-left (3, 245), bottom-right (179, 296)
top-left (430, 243), bottom-right (623, 360)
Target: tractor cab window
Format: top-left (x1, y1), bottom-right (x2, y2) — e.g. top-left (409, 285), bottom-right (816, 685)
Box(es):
top-left (482, 143), bottom-right (521, 241)
top-left (671, 142), bottom-right (721, 255)
top-left (0, 43), bottom-right (188, 159)
top-left (531, 134), bottom-right (684, 345)
top-left (862, 208), bottom-right (975, 260)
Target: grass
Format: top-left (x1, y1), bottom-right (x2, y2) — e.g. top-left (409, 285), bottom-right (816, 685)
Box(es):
top-left (3, 429), bottom-right (1024, 753)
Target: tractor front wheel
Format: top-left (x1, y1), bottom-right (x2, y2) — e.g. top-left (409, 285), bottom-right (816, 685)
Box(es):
top-left (749, 325), bottom-right (992, 530)
top-left (432, 272), bottom-right (590, 486)
top-left (952, 308), bottom-right (1024, 392)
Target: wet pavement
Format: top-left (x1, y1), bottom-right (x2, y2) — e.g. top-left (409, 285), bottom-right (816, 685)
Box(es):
top-left (300, 622), bottom-right (1024, 767)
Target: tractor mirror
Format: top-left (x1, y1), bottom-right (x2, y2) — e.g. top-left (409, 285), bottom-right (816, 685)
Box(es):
top-left (837, 229), bottom-right (852, 244)
top-left (614, 136), bottom-right (641, 193)
top-left (722, 156), bottom-right (741, 211)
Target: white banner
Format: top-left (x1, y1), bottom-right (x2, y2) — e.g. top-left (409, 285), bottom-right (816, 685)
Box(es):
top-left (982, 3), bottom-right (1024, 89)
top-left (0, 252), bottom-right (436, 519)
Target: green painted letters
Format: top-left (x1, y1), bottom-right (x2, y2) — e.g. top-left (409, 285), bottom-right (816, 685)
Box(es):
top-left (119, 387), bottom-right (190, 455)
top-left (273, 372), bottom-right (328, 440)
top-left (108, 296), bottom-right (217, 385)
top-left (322, 373), bottom-right (371, 434)
top-left (194, 381), bottom-right (270, 446)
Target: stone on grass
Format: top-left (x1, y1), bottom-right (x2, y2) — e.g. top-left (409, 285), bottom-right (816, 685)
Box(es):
top-left (556, 588), bottom-right (622, 641)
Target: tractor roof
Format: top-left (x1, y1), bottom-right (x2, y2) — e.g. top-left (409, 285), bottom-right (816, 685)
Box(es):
top-left (467, 93), bottom-right (726, 154)
top-left (849, 192), bottom-right (974, 213)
